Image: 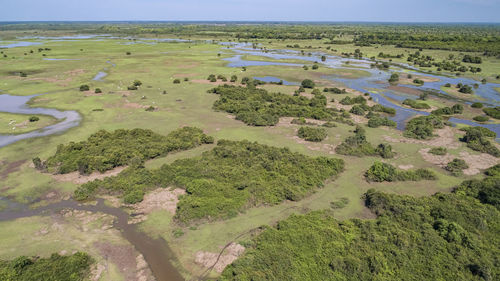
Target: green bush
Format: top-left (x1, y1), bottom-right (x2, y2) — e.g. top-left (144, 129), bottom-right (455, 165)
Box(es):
top-left (404, 115), bottom-right (444, 139)
top-left (0, 252), bottom-right (92, 281)
top-left (29, 116), bottom-right (39, 122)
top-left (209, 85), bottom-right (335, 126)
top-left (336, 126), bottom-right (393, 158)
top-left (461, 126), bottom-right (500, 157)
top-left (473, 115), bottom-right (489, 122)
top-left (367, 115), bottom-right (396, 128)
top-left (173, 79), bottom-right (181, 84)
top-left (402, 99), bottom-right (431, 109)
top-left (445, 158), bottom-right (469, 177)
top-left (79, 84), bottom-right (89, 91)
top-left (76, 140), bottom-right (344, 222)
top-left (297, 126), bottom-right (327, 142)
top-left (222, 184), bottom-right (499, 280)
top-left (429, 147), bottom-right (447, 155)
top-left (340, 96), bottom-right (366, 105)
top-left (42, 127), bottom-right (213, 175)
top-left (483, 107), bottom-right (500, 119)
top-left (471, 102), bottom-right (483, 108)
top-left (365, 161), bottom-right (436, 182)
top-left (388, 73), bottom-right (399, 83)
top-left (349, 105), bottom-right (366, 115)
top-left (301, 79), bottom-right (315, 88)
top-left (431, 104), bottom-right (463, 115)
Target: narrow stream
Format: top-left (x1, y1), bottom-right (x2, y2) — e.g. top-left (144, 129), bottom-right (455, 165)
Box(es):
top-left (0, 197), bottom-right (184, 281)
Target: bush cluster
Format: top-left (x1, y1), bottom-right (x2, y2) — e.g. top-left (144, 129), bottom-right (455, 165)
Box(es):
top-left (365, 161), bottom-right (437, 182)
top-left (460, 126), bottom-right (500, 157)
top-left (209, 85), bottom-right (335, 126)
top-left (445, 158), bottom-right (469, 176)
top-left (297, 126), bottom-right (327, 142)
top-left (38, 127), bottom-right (213, 175)
top-left (402, 99), bottom-right (430, 109)
top-left (75, 140), bottom-right (344, 222)
top-left (431, 104), bottom-right (463, 115)
top-left (335, 126), bottom-right (394, 158)
top-left (483, 107), bottom-right (500, 119)
top-left (404, 115), bottom-right (444, 139)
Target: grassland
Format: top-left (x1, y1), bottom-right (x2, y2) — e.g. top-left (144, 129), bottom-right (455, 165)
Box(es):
top-left (0, 34), bottom-right (497, 280)
top-left (0, 112), bottom-right (58, 134)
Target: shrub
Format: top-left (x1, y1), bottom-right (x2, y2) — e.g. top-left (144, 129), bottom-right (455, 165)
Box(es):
top-left (471, 102), bottom-right (483, 108)
top-left (330, 197), bottom-right (349, 209)
top-left (461, 126), bottom-right (500, 157)
top-left (413, 78), bottom-right (424, 85)
top-left (336, 126), bottom-right (392, 158)
top-left (340, 96), bottom-right (366, 105)
top-left (127, 85), bottom-right (138, 90)
top-left (76, 140), bottom-right (344, 221)
top-left (301, 79), bottom-right (315, 88)
top-left (403, 99), bottom-right (431, 109)
top-left (29, 116), bottom-right (39, 122)
top-left (388, 73), bottom-right (399, 83)
top-left (431, 104), bottom-right (463, 115)
top-left (94, 88), bottom-right (102, 94)
top-left (79, 84), bottom-right (89, 91)
top-left (367, 116), bottom-right (396, 128)
top-left (42, 127), bottom-right (213, 175)
top-left (133, 80), bottom-right (142, 87)
top-left (323, 87), bottom-right (346, 94)
top-left (349, 105), bottom-right (366, 115)
top-left (446, 158), bottom-right (469, 176)
top-left (297, 127), bottom-right (327, 142)
top-left (483, 107), bottom-right (500, 119)
top-left (230, 75), bottom-right (238, 82)
top-left (429, 147), bottom-right (447, 155)
top-left (0, 252), bottom-right (93, 281)
top-left (473, 115), bottom-right (489, 122)
top-left (365, 161), bottom-right (436, 182)
top-left (173, 79), bottom-right (181, 84)
top-left (404, 115), bottom-right (444, 139)
top-left (209, 85), bottom-right (334, 126)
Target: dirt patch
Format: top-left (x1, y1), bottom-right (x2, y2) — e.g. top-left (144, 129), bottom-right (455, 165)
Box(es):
top-left (383, 126), bottom-right (462, 149)
top-left (399, 75), bottom-right (439, 84)
top-left (64, 69), bottom-right (85, 76)
top-left (398, 164), bottom-right (414, 170)
top-left (51, 166), bottom-right (126, 185)
top-left (172, 73), bottom-right (197, 78)
top-left (387, 85), bottom-right (422, 96)
top-left (195, 243), bottom-right (245, 273)
top-left (94, 242), bottom-right (154, 281)
top-left (419, 148), bottom-right (499, 175)
top-left (128, 188), bottom-right (185, 224)
top-left (0, 159), bottom-right (27, 179)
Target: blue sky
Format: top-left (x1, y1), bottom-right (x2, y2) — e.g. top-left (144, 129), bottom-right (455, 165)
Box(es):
top-left (2, 0), bottom-right (500, 22)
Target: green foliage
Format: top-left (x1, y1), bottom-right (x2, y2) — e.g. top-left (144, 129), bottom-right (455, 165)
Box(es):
top-left (76, 140), bottom-right (344, 222)
top-left (323, 87), bottom-right (346, 94)
top-left (446, 158), bottom-right (469, 177)
top-left (0, 252), bottom-right (92, 281)
top-left (173, 79), bottom-right (181, 84)
top-left (404, 115), bottom-right (444, 139)
top-left (43, 127), bottom-right (213, 175)
top-left (471, 102), bottom-right (483, 108)
top-left (413, 78), bottom-right (424, 85)
top-left (454, 166), bottom-right (500, 209)
top-left (209, 85), bottom-right (335, 126)
top-left (365, 161), bottom-right (437, 182)
top-left (458, 84), bottom-right (474, 94)
top-left (330, 197), bottom-right (349, 209)
top-left (431, 104), bottom-right (463, 115)
top-left (388, 73), bottom-right (399, 83)
top-left (483, 107), bottom-right (500, 119)
top-left (79, 84), bottom-right (89, 91)
top-left (461, 127), bottom-right (500, 157)
top-left (335, 126), bottom-right (393, 158)
top-left (339, 96), bottom-right (366, 105)
top-left (367, 115), bottom-right (396, 128)
top-left (297, 126), bottom-right (327, 142)
top-left (473, 115), bottom-right (489, 122)
top-left (301, 79), bottom-right (315, 88)
top-left (402, 99), bottom-right (430, 109)
top-left (94, 88), bottom-right (102, 94)
top-left (429, 147), bottom-right (447, 155)
top-left (28, 116), bottom-right (39, 122)
top-left (222, 184), bottom-right (500, 280)
top-left (349, 105), bottom-right (365, 115)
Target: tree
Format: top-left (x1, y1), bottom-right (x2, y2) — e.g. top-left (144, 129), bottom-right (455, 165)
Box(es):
top-left (79, 85), bottom-right (89, 91)
top-left (29, 116), bottom-right (39, 122)
top-left (301, 79), bottom-right (315, 88)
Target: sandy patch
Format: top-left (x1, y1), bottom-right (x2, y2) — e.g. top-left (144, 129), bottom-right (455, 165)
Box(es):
top-left (419, 148), bottom-right (498, 175)
top-left (51, 166), bottom-right (126, 185)
top-left (128, 188), bottom-right (185, 224)
top-left (195, 243), bottom-right (245, 273)
top-left (398, 164), bottom-right (414, 170)
top-left (383, 126), bottom-right (462, 149)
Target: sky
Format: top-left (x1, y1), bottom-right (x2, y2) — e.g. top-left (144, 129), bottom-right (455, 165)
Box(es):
top-left (2, 0), bottom-right (500, 22)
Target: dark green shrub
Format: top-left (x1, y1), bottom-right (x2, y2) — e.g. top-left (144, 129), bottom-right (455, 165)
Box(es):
top-left (349, 105), bottom-right (365, 115)
top-left (297, 127), bottom-right (327, 142)
top-left (173, 79), bottom-right (181, 84)
top-left (301, 79), bottom-right (315, 88)
top-left (404, 115), bottom-right (444, 139)
top-left (365, 161), bottom-right (436, 182)
top-left (431, 104), bottom-right (463, 115)
top-left (473, 115), bottom-right (489, 122)
top-left (388, 73), bottom-right (399, 83)
top-left (471, 102), bottom-right (483, 108)
top-left (429, 147), bottom-right (447, 155)
top-left (483, 107), bottom-right (500, 119)
top-left (368, 116), bottom-right (396, 128)
top-left (79, 84), bottom-right (89, 91)
top-left (402, 99), bottom-right (431, 109)
top-left (446, 158), bottom-right (469, 176)
top-left (461, 126), bottom-right (500, 157)
top-left (29, 116), bottom-right (39, 122)
top-left (94, 88), bottom-right (102, 94)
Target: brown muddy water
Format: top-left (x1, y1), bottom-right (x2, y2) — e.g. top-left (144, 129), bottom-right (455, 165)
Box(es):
top-left (0, 197), bottom-right (184, 281)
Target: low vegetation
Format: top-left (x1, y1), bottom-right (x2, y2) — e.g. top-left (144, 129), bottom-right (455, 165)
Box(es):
top-left (460, 127), bottom-right (500, 157)
top-left (0, 252), bottom-right (92, 281)
top-left (75, 140), bottom-right (344, 222)
top-left (365, 161), bottom-right (437, 182)
top-left (335, 126), bottom-right (394, 158)
top-left (483, 107), bottom-right (500, 119)
top-left (446, 158), bottom-right (469, 176)
top-left (402, 99), bottom-right (431, 109)
top-left (297, 126), bottom-right (327, 142)
top-left (429, 147), bottom-right (447, 155)
top-left (404, 115), bottom-right (445, 139)
top-left (209, 85), bottom-right (335, 126)
top-left (36, 127), bottom-right (214, 174)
